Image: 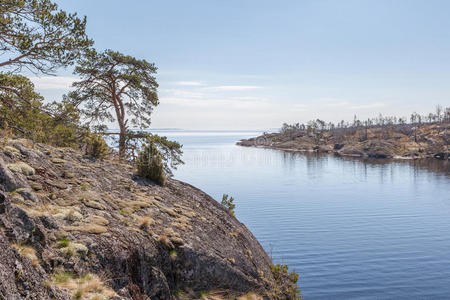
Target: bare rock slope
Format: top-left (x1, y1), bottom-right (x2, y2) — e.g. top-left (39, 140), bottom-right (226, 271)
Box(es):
top-left (0, 139), bottom-right (272, 299)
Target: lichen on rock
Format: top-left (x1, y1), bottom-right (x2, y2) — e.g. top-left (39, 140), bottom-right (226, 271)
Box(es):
top-left (0, 139), bottom-right (284, 299)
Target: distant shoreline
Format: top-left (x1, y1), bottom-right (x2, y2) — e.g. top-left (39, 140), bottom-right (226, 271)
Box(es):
top-left (237, 123), bottom-right (449, 161)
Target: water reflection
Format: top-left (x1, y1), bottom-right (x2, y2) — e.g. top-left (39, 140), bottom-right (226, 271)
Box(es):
top-left (284, 150), bottom-right (450, 179)
top-left (172, 131), bottom-right (450, 299)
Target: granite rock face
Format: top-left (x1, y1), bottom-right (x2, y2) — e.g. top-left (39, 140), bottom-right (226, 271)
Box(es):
top-left (0, 139), bottom-right (273, 299)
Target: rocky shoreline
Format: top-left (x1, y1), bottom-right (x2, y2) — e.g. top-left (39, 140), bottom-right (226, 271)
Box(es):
top-left (0, 139), bottom-right (286, 299)
top-left (237, 124), bottom-right (449, 160)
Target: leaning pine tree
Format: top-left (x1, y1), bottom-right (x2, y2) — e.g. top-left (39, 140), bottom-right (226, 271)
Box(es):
top-left (70, 49), bottom-right (159, 160)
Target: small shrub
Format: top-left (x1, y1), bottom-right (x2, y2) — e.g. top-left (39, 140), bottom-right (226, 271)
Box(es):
top-left (56, 238), bottom-right (70, 248)
top-left (85, 133), bottom-right (109, 159)
top-left (267, 264), bottom-right (302, 299)
top-left (73, 289), bottom-right (83, 300)
top-left (136, 141), bottom-right (166, 186)
top-left (199, 290), bottom-right (208, 298)
top-left (221, 194), bottom-right (236, 216)
top-left (169, 249), bottom-right (177, 260)
top-left (64, 247), bottom-right (75, 257)
top-left (52, 271), bottom-right (74, 284)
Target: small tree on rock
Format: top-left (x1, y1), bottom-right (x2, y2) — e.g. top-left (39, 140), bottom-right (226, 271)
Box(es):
top-left (221, 194), bottom-right (236, 216)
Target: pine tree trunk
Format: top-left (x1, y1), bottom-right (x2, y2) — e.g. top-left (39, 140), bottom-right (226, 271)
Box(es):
top-left (119, 123), bottom-right (126, 161)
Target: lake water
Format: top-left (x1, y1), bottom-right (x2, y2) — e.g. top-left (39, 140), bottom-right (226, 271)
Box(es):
top-left (158, 130), bottom-right (450, 299)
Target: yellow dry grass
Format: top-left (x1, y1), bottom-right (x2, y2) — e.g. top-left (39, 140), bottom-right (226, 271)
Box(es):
top-left (51, 272), bottom-right (116, 300)
top-left (12, 244), bottom-right (39, 266)
top-left (65, 224), bottom-right (108, 234)
top-left (138, 216), bottom-right (153, 229)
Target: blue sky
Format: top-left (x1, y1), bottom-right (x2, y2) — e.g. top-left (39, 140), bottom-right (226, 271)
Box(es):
top-left (32, 0), bottom-right (450, 130)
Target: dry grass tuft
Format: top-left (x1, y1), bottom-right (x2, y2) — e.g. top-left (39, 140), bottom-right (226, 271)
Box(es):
top-left (65, 224), bottom-right (108, 234)
top-left (153, 202), bottom-right (180, 218)
top-left (138, 216), bottom-right (153, 229)
top-left (246, 249), bottom-right (253, 259)
top-left (31, 259), bottom-right (40, 267)
top-left (82, 199), bottom-right (106, 210)
top-left (13, 244), bottom-right (39, 266)
top-left (236, 293), bottom-right (263, 300)
top-left (183, 211), bottom-right (197, 218)
top-left (85, 215), bottom-right (109, 226)
top-left (171, 216), bottom-right (193, 231)
top-left (230, 231), bottom-right (239, 238)
top-left (157, 234), bottom-right (173, 249)
top-left (51, 272), bottom-right (116, 300)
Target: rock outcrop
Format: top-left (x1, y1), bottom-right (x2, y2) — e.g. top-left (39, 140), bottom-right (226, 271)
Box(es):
top-left (238, 123), bottom-right (449, 160)
top-left (0, 139), bottom-right (273, 299)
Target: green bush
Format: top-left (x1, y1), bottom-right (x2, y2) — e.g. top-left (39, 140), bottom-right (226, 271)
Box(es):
top-left (267, 264), bottom-right (302, 299)
top-left (136, 141), bottom-right (166, 186)
top-left (221, 194), bottom-right (236, 216)
top-left (85, 133), bottom-right (109, 159)
top-left (0, 73), bottom-right (87, 148)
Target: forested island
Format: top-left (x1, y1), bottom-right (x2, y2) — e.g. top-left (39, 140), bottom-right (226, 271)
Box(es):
top-left (238, 109), bottom-right (449, 160)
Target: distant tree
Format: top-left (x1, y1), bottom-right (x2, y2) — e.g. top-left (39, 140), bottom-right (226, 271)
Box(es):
top-left (70, 49), bottom-right (159, 159)
top-left (0, 0), bottom-right (92, 75)
top-left (436, 105), bottom-right (443, 123)
top-left (445, 107), bottom-right (450, 123)
top-left (316, 119), bottom-right (326, 131)
top-left (362, 119), bottom-right (369, 141)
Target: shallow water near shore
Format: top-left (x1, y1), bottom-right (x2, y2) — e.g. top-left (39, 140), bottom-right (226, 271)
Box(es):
top-left (158, 129), bottom-right (450, 299)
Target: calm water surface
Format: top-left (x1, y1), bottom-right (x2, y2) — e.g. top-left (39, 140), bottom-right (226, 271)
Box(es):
top-left (158, 130), bottom-right (450, 299)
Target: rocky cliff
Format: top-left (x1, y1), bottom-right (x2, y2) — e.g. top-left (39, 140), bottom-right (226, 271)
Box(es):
top-left (0, 139), bottom-right (274, 299)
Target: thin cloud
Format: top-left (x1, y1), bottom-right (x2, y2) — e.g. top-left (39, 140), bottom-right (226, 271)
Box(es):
top-left (30, 76), bottom-right (77, 90)
top-left (176, 81), bottom-right (204, 86)
top-left (325, 101), bottom-right (351, 107)
top-left (160, 96), bottom-right (272, 110)
top-left (208, 85), bottom-right (262, 91)
top-left (292, 103), bottom-right (309, 111)
top-left (349, 102), bottom-right (386, 110)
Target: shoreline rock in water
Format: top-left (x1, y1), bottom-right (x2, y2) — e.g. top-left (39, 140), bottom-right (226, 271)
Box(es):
top-left (237, 123), bottom-right (449, 160)
top-left (0, 139), bottom-right (278, 299)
